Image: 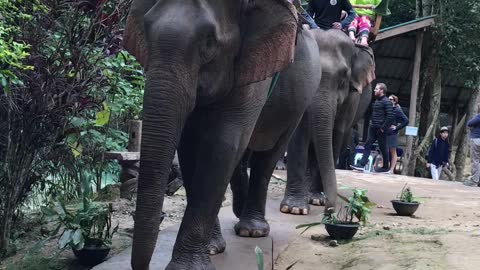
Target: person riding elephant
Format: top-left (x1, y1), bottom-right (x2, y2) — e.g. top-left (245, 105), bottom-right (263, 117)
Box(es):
top-left (122, 0), bottom-right (299, 269)
top-left (307, 0), bottom-right (356, 30)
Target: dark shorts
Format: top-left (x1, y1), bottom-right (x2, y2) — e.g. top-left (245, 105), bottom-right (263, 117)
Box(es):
top-left (386, 134), bottom-right (398, 148)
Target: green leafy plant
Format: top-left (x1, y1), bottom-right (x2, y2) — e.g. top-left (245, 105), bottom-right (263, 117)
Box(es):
top-left (255, 246), bottom-right (263, 270)
top-left (42, 177), bottom-right (118, 250)
top-left (398, 184), bottom-right (420, 203)
top-left (296, 188), bottom-right (375, 233)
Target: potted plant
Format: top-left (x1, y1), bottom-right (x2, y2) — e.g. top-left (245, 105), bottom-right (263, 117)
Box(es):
top-left (391, 184), bottom-right (420, 216)
top-left (297, 188), bottom-right (374, 240)
top-left (43, 194), bottom-right (118, 266)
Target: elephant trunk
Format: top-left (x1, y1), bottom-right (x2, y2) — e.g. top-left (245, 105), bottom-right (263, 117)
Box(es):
top-left (131, 64), bottom-right (196, 269)
top-left (311, 88), bottom-right (338, 210)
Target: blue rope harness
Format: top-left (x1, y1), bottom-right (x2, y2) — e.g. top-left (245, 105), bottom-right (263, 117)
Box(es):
top-left (267, 72), bottom-right (281, 99)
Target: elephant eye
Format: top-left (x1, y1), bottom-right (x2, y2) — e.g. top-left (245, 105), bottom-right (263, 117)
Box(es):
top-left (199, 33), bottom-right (218, 65)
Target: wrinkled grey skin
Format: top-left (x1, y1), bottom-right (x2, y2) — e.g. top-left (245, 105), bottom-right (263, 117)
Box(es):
top-left (229, 28), bottom-right (322, 238)
top-left (229, 29), bottom-right (374, 236)
top-left (335, 84), bottom-right (372, 169)
top-left (123, 0), bottom-right (298, 269)
top-left (280, 31), bottom-right (375, 215)
top-left (303, 84), bottom-right (373, 207)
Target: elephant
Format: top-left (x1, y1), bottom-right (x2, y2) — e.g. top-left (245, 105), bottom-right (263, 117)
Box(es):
top-left (335, 83), bottom-right (373, 170)
top-left (279, 34), bottom-right (375, 215)
top-left (122, 0), bottom-right (299, 269)
top-left (228, 25), bottom-right (322, 239)
top-left (230, 29), bottom-right (375, 237)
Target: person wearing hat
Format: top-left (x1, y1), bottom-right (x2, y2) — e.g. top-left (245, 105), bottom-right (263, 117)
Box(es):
top-left (426, 126), bottom-right (450, 180)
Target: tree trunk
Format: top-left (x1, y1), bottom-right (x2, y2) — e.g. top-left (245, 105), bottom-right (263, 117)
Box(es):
top-left (411, 60), bottom-right (442, 176)
top-left (0, 208), bottom-right (13, 253)
top-left (454, 87), bottom-right (480, 181)
top-left (422, 0), bottom-right (433, 16)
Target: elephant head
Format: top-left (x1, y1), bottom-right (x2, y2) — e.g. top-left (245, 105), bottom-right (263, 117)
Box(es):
top-left (350, 45), bottom-right (375, 94)
top-left (122, 0), bottom-right (298, 268)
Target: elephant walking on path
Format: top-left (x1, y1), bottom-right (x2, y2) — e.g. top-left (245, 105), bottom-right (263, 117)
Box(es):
top-left (123, 0), bottom-right (299, 269)
top-left (279, 32), bottom-right (375, 215)
top-left (231, 29), bottom-right (375, 237)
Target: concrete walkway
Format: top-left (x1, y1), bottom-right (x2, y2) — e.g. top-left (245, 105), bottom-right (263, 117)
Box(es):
top-left (94, 170), bottom-right (480, 270)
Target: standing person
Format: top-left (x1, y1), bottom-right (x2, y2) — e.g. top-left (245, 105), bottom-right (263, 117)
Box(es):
top-left (351, 83), bottom-right (394, 172)
top-left (306, 0), bottom-right (356, 30)
top-left (466, 104), bottom-right (480, 186)
top-left (427, 127), bottom-right (450, 180)
top-left (386, 95), bottom-right (409, 174)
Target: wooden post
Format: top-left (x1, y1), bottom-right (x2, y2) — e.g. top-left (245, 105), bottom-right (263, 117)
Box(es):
top-left (402, 30), bottom-right (424, 175)
top-left (119, 120), bottom-right (142, 199)
top-left (127, 120), bottom-right (142, 152)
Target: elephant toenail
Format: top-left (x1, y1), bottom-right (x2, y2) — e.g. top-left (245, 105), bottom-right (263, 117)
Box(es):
top-left (280, 205), bottom-right (290, 213)
top-left (239, 229), bottom-right (250, 237)
top-left (302, 208), bottom-right (309, 215)
top-left (252, 230), bottom-right (263, 237)
top-left (291, 208), bottom-right (300, 215)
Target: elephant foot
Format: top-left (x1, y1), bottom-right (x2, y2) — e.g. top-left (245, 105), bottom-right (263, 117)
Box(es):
top-left (208, 231), bottom-right (226, 255)
top-left (165, 253), bottom-right (215, 270)
top-left (308, 191), bottom-right (326, 206)
top-left (234, 218), bottom-right (270, 238)
top-left (280, 195), bottom-right (310, 215)
top-left (275, 159), bottom-right (286, 170)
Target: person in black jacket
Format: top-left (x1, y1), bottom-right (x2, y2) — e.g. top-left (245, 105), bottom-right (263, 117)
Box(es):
top-left (306, 0), bottom-right (356, 30)
top-left (427, 127), bottom-right (450, 180)
top-left (351, 83), bottom-right (394, 172)
top-left (386, 95), bottom-right (409, 174)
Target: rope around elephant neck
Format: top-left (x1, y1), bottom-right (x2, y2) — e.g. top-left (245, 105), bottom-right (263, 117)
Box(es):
top-left (267, 72), bottom-right (281, 100)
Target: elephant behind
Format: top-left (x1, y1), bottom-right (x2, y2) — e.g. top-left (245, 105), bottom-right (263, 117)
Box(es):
top-left (230, 29), bottom-right (375, 237)
top-left (280, 30), bottom-right (376, 215)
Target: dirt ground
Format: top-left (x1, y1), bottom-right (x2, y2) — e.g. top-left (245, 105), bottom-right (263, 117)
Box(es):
top-left (274, 170), bottom-right (480, 270)
top-left (3, 169), bottom-right (480, 270)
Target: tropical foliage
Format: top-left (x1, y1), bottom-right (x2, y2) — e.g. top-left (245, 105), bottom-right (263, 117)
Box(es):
top-left (0, 0), bottom-right (143, 257)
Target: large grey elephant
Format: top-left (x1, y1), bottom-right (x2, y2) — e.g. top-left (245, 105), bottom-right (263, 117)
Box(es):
top-left (122, 0), bottom-right (299, 269)
top-left (227, 25), bottom-right (322, 239)
top-left (279, 34), bottom-right (375, 215)
top-left (230, 29), bottom-right (375, 235)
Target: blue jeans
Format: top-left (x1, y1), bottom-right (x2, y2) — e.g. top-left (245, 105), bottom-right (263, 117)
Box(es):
top-left (300, 11), bottom-right (318, 29)
top-left (359, 126), bottom-right (389, 169)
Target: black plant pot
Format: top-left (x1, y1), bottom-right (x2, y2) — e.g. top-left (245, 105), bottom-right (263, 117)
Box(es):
top-left (325, 223), bottom-right (360, 240)
top-left (391, 200), bottom-right (420, 216)
top-left (73, 239), bottom-right (111, 266)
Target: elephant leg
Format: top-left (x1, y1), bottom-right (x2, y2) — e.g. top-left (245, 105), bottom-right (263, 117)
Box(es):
top-left (280, 113), bottom-right (311, 215)
top-left (235, 136), bottom-right (290, 237)
top-left (307, 145), bottom-right (326, 206)
top-left (179, 122), bottom-right (227, 257)
top-left (207, 217), bottom-right (226, 255)
top-left (231, 150), bottom-right (251, 218)
top-left (168, 105), bottom-right (264, 270)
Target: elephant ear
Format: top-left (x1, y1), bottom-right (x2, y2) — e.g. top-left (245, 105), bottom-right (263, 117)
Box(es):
top-left (123, 0), bottom-right (157, 69)
top-left (351, 45), bottom-right (376, 94)
top-left (235, 0), bottom-right (298, 88)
